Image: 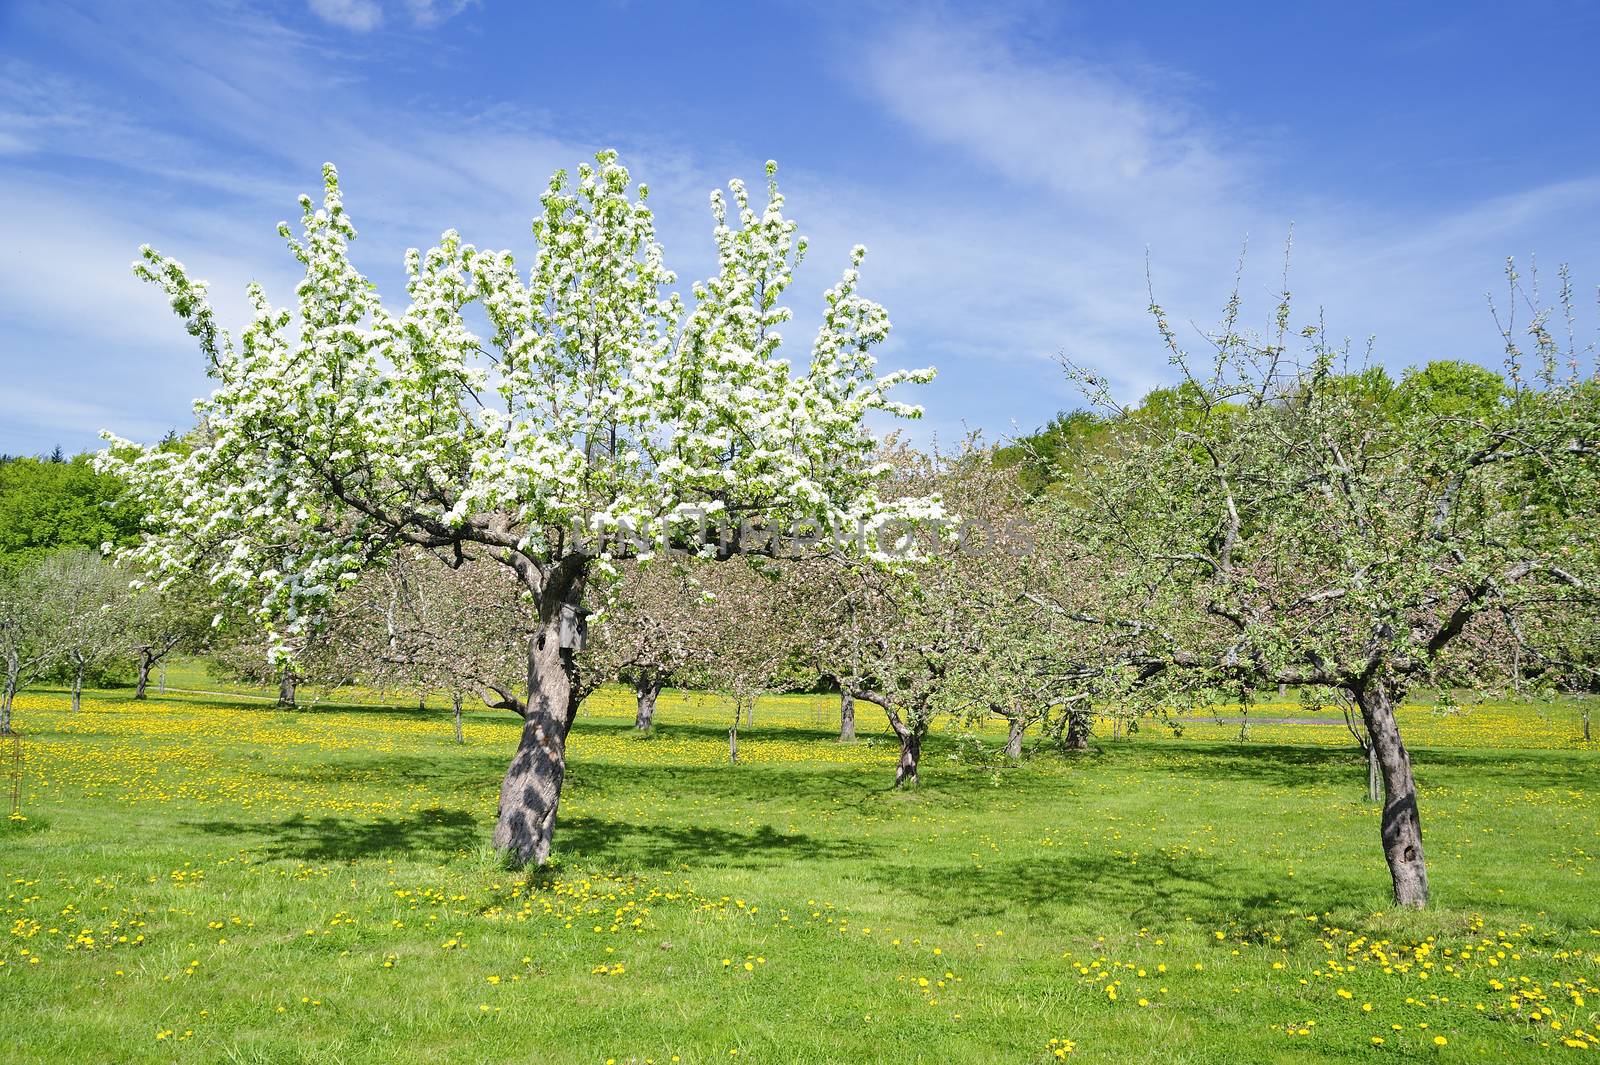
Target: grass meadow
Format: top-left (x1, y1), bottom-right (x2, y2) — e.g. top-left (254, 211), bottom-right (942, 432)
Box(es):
top-left (2, 663), bottom-right (1596, 1063)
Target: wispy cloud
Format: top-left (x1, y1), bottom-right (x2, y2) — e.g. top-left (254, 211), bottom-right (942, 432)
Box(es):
top-left (404, 0), bottom-right (476, 29)
top-left (0, 2), bottom-right (753, 451)
top-left (865, 20), bottom-right (1245, 228)
top-left (5, 2), bottom-right (1600, 458)
top-left (307, 0), bottom-right (383, 32)
top-left (306, 0), bottom-right (477, 33)
top-left (0, 168), bottom-right (298, 348)
top-left (4, 388), bottom-right (180, 452)
top-left (847, 15), bottom-right (1600, 415)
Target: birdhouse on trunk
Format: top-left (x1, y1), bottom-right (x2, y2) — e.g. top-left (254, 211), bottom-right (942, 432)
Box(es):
top-left (556, 602), bottom-right (589, 652)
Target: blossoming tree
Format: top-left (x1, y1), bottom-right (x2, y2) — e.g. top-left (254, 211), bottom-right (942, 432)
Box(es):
top-left (100, 152), bottom-right (933, 866)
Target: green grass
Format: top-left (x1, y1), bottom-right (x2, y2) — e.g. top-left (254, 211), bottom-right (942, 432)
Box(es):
top-left (1, 677), bottom-right (1596, 1064)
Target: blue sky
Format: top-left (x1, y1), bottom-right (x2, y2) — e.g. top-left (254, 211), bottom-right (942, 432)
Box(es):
top-left (4, 0), bottom-right (1600, 456)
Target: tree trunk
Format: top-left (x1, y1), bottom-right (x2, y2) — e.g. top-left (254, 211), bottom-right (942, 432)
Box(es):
top-left (728, 699), bottom-right (741, 764)
top-left (452, 692), bottom-right (463, 745)
top-left (418, 693), bottom-right (427, 711)
top-left (1238, 708), bottom-right (1249, 742)
top-left (838, 690), bottom-right (855, 741)
top-left (1004, 716), bottom-right (1025, 760)
top-left (634, 674), bottom-right (660, 731)
top-left (1584, 705), bottom-right (1592, 744)
top-left (1355, 682), bottom-right (1428, 908)
top-left (158, 660), bottom-right (166, 695)
top-left (71, 659), bottom-right (84, 713)
top-left (493, 591), bottom-right (584, 869)
top-left (1065, 709), bottom-right (1090, 751)
top-left (1366, 742), bottom-right (1380, 804)
top-left (135, 649), bottom-right (152, 700)
top-left (277, 668), bottom-right (297, 709)
top-left (1278, 682), bottom-right (1288, 699)
top-left (881, 702), bottom-right (921, 787)
top-left (0, 666), bottom-right (14, 735)
top-left (895, 731), bottom-right (921, 786)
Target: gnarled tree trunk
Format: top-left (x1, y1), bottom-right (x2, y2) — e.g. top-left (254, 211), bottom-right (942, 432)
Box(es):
top-left (0, 656), bottom-right (15, 734)
top-left (277, 667), bottom-right (297, 709)
top-left (71, 658), bottom-right (84, 713)
top-left (135, 649), bottom-right (152, 700)
top-left (838, 689), bottom-right (855, 741)
top-left (1064, 709), bottom-right (1090, 751)
top-left (493, 569), bottom-right (587, 870)
top-left (879, 700), bottom-right (922, 787)
top-left (634, 673), bottom-right (661, 731)
top-left (1004, 715), bottom-right (1025, 760)
top-left (452, 691), bottom-right (464, 745)
top-left (1365, 742), bottom-right (1380, 804)
top-left (1355, 681), bottom-right (1428, 908)
top-left (493, 624), bottom-right (578, 868)
top-left (895, 730), bottom-right (921, 786)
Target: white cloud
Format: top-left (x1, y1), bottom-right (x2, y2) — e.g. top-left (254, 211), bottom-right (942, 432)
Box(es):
top-left (849, 16), bottom-right (1600, 414)
top-left (3, 387), bottom-right (179, 450)
top-left (405, 0), bottom-right (477, 28)
top-left (0, 4), bottom-right (746, 450)
top-left (7, 1), bottom-right (1600, 459)
top-left (0, 169), bottom-right (300, 348)
top-left (307, 0), bottom-right (384, 32)
top-left (306, 0), bottom-right (477, 32)
top-left (865, 21), bottom-right (1246, 230)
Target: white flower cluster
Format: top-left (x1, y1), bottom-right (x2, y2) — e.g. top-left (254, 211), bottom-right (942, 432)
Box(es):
top-left (99, 153), bottom-right (936, 659)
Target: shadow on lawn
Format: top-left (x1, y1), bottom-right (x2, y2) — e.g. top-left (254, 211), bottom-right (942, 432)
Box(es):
top-left (557, 815), bottom-right (869, 869)
top-left (257, 748), bottom-right (898, 815)
top-left (260, 751), bottom-right (505, 789)
top-left (1129, 740), bottom-right (1595, 791)
top-left (186, 804), bottom-right (866, 869)
top-left (188, 806), bottom-right (479, 861)
top-left (885, 849), bottom-right (1352, 931)
top-left (568, 757), bottom-right (897, 811)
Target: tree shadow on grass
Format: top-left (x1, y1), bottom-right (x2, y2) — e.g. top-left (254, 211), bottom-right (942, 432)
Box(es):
top-left (566, 758), bottom-right (898, 814)
top-left (877, 849), bottom-right (1351, 931)
top-left (185, 803), bottom-right (868, 870)
top-left (555, 814), bottom-right (871, 870)
top-left (1096, 742), bottom-right (1370, 791)
top-left (187, 806), bottom-right (479, 862)
top-left (1129, 740), bottom-right (1597, 792)
top-left (259, 752), bottom-right (506, 790)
